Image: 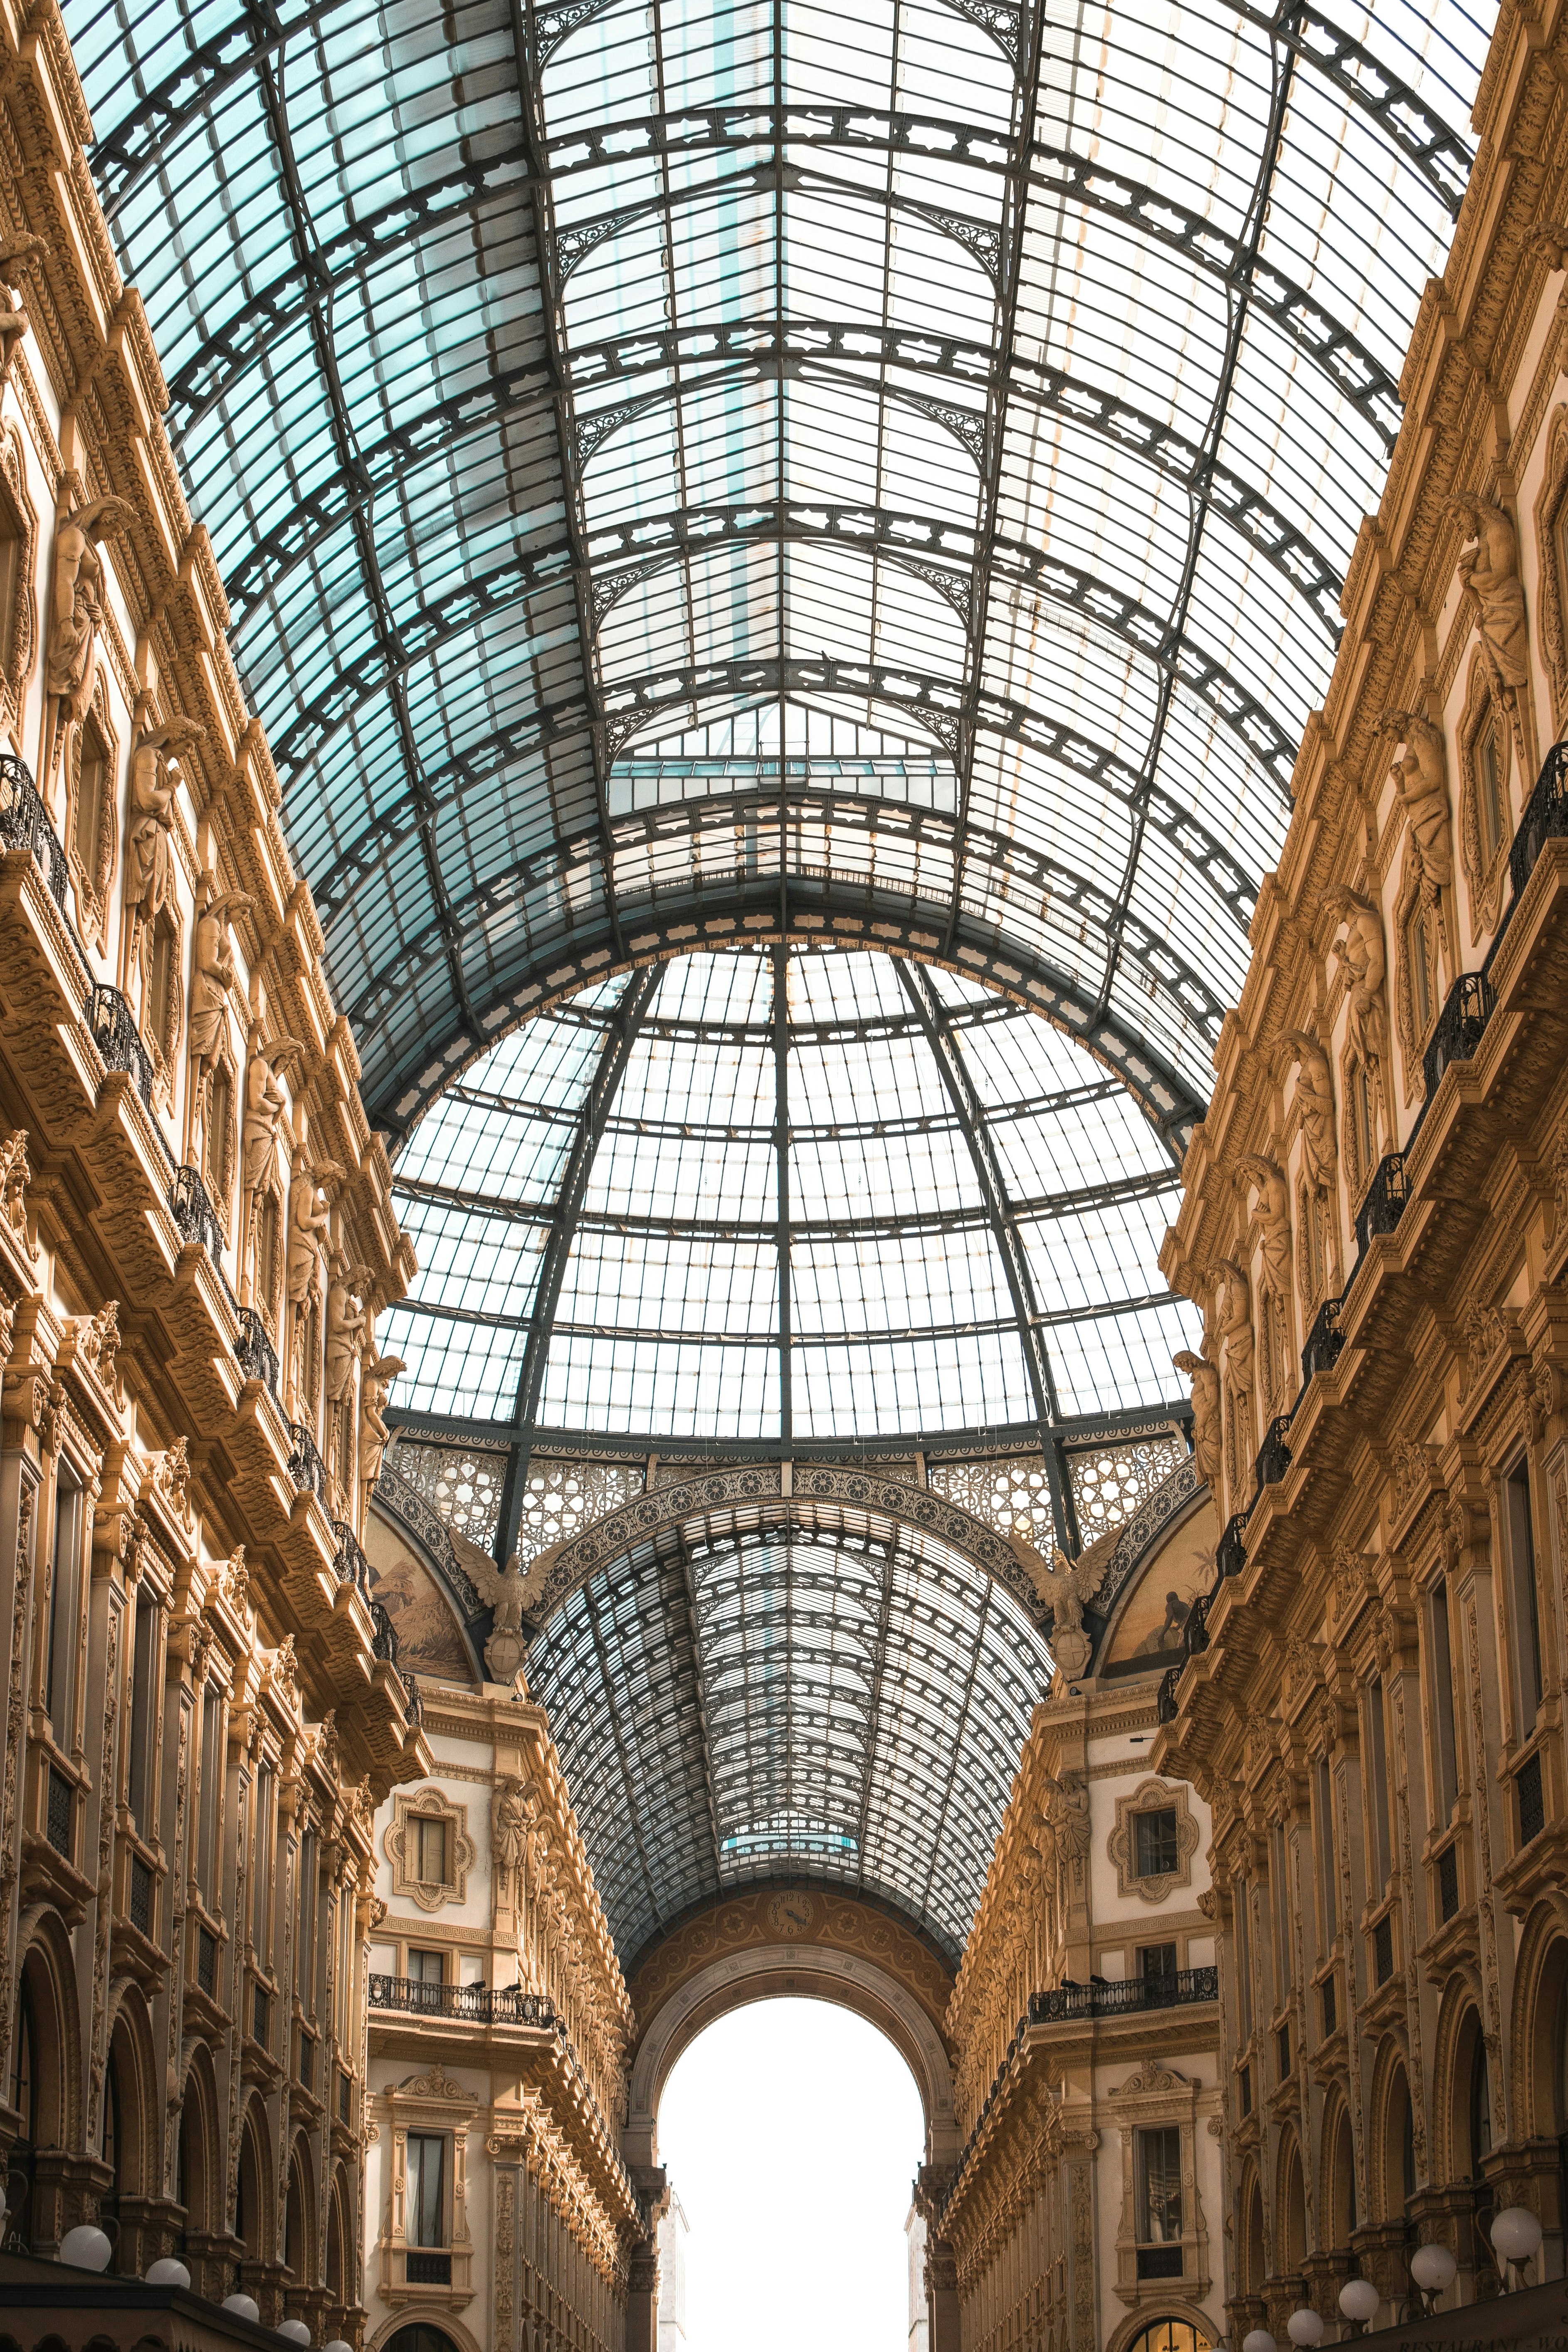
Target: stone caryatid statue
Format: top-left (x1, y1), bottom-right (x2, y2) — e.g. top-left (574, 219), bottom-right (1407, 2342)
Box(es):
top-left (45, 493), bottom-right (136, 754)
top-left (286, 1158), bottom-right (339, 1307)
top-left (1379, 709), bottom-right (1453, 908)
top-left (1277, 1029), bottom-right (1338, 1193)
top-left (188, 881), bottom-right (253, 1080)
top-left (1007, 1523), bottom-right (1112, 1678)
top-left (323, 1257), bottom-right (371, 1403)
top-left (1236, 1155), bottom-right (1291, 1302)
top-left (1212, 1257), bottom-right (1256, 1415)
top-left (1452, 496), bottom-right (1529, 702)
top-left (1037, 1770), bottom-right (1091, 1896)
top-left (358, 1347), bottom-right (404, 1493)
top-left (492, 1776), bottom-right (534, 1897)
top-left (1322, 886), bottom-right (1388, 1067)
top-left (0, 232), bottom-right (47, 385)
top-left (1173, 1349), bottom-right (1222, 1495)
top-left (242, 1038), bottom-right (299, 1193)
top-left (124, 715), bottom-right (204, 953)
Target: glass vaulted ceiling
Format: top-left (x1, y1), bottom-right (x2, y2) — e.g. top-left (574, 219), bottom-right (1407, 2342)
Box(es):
top-left (378, 945), bottom-right (1200, 1453)
top-left (66, 0), bottom-right (1491, 1147)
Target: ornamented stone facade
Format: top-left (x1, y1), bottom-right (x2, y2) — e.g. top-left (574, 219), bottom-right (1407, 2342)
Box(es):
top-left (1154, 0), bottom-right (1568, 2337)
top-left (0, 0), bottom-right (427, 2336)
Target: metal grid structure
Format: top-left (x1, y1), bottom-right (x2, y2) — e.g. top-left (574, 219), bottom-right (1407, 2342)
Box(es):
top-left (67, 0), bottom-right (1490, 1148)
top-left (524, 1496), bottom-right (1054, 1964)
top-left (376, 943), bottom-right (1200, 1555)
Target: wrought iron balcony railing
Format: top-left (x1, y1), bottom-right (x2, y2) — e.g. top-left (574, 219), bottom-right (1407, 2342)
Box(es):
top-left (368, 1974), bottom-right (558, 2026)
top-left (86, 983), bottom-right (156, 1109)
top-left (370, 1599), bottom-right (400, 1664)
top-left (1216, 1513), bottom-right (1247, 1580)
top-left (1422, 969), bottom-right (1494, 1098)
top-left (331, 1518), bottom-right (372, 1601)
top-left (1156, 1663), bottom-right (1180, 1724)
top-left (1354, 1152), bottom-right (1408, 1257)
top-left (170, 1164), bottom-right (225, 1262)
top-left (235, 1308), bottom-right (279, 1397)
top-left (1301, 1294), bottom-right (1344, 1383)
top-left (1509, 735), bottom-right (1568, 903)
top-left (1028, 1967), bottom-right (1218, 2023)
top-left (1253, 1413), bottom-right (1293, 1493)
top-left (0, 751), bottom-right (70, 917)
top-left (286, 1422), bottom-right (324, 1495)
top-left (400, 1669), bottom-right (423, 1727)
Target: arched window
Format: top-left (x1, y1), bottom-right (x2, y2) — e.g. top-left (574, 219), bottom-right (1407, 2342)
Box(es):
top-left (385, 2329), bottom-right (465, 2352)
top-left (1467, 2033), bottom-right (1492, 2179)
top-left (1123, 2324), bottom-right (1213, 2352)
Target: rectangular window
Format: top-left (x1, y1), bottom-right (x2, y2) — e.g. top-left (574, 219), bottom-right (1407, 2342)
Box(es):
top-left (1138, 1943), bottom-right (1178, 1982)
top-left (197, 1687), bottom-right (221, 1913)
top-left (1353, 1063), bottom-right (1375, 1184)
top-left (1134, 1808), bottom-right (1179, 1878)
top-left (1316, 1758), bottom-right (1337, 1942)
top-left (1235, 1880), bottom-right (1253, 2037)
top-left (407, 2134), bottom-right (447, 2247)
top-left (128, 1595), bottom-right (159, 1833)
top-left (1506, 1462), bottom-right (1542, 1734)
top-left (407, 1948), bottom-right (445, 1987)
top-left (1367, 1678), bottom-right (1392, 1892)
top-left (252, 1767), bottom-right (273, 1960)
top-left (1136, 2126), bottom-right (1183, 2243)
top-left (415, 1817), bottom-right (449, 1885)
top-left (1479, 726), bottom-right (1505, 865)
top-left (1429, 1578), bottom-right (1459, 1819)
top-left (1272, 1823), bottom-right (1292, 1995)
top-left (47, 1475), bottom-right (81, 1747)
top-left (297, 1834), bottom-right (317, 2006)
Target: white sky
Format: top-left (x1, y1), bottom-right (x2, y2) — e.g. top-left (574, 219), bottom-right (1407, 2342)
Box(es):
top-left (656, 1997), bottom-right (927, 2352)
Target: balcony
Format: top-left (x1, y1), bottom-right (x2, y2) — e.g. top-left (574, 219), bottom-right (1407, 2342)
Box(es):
top-left (286, 1422), bottom-right (324, 1495)
top-left (1028, 1967), bottom-right (1217, 2023)
top-left (86, 983), bottom-right (156, 1111)
top-left (235, 1308), bottom-right (279, 1397)
top-left (331, 1519), bottom-right (372, 1603)
top-left (1253, 1413), bottom-right (1293, 1494)
top-left (1422, 970), bottom-right (1494, 1097)
top-left (1508, 734), bottom-right (1568, 902)
top-left (1301, 1294), bottom-right (1344, 1383)
top-left (368, 1975), bottom-right (558, 2026)
top-left (0, 751), bottom-right (71, 920)
top-left (1354, 1153), bottom-right (1409, 1257)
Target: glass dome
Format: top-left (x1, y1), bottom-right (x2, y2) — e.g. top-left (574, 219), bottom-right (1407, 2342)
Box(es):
top-left (380, 943), bottom-right (1200, 1454)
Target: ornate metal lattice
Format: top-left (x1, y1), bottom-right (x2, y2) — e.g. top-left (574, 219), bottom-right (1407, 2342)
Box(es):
top-left (388, 1438), bottom-right (509, 1551)
top-left (926, 1455), bottom-right (1057, 1544)
top-left (1065, 1433), bottom-right (1188, 1545)
top-left (516, 1457), bottom-right (646, 1558)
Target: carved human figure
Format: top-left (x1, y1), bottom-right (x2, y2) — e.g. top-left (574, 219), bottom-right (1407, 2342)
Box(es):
top-left (0, 232), bottom-right (47, 385)
top-left (1278, 1030), bottom-right (1338, 1193)
top-left (242, 1040), bottom-right (298, 1193)
top-left (1236, 1156), bottom-right (1291, 1300)
top-left (358, 1349), bottom-right (404, 1492)
top-left (1038, 1771), bottom-right (1091, 1892)
top-left (1212, 1258), bottom-right (1256, 1408)
top-left (323, 1258), bottom-right (369, 1404)
top-left (1322, 886), bottom-right (1388, 1067)
top-left (286, 1161), bottom-right (337, 1306)
top-left (124, 717), bottom-right (204, 949)
top-left (1173, 1349), bottom-right (1222, 1494)
top-left (1380, 710), bottom-right (1454, 907)
top-left (493, 1777), bottom-right (531, 1889)
top-left (188, 884), bottom-right (253, 1077)
top-left (1452, 497), bottom-right (1529, 697)
top-left (45, 494), bottom-right (135, 732)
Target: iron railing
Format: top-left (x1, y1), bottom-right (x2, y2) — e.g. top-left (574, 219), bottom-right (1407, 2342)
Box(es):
top-left (1216, 1513), bottom-right (1247, 1579)
top-left (0, 751), bottom-right (70, 916)
top-left (1254, 1414), bottom-right (1292, 1492)
top-left (400, 1670), bottom-right (423, 1727)
top-left (370, 1600), bottom-right (400, 1664)
top-left (1301, 1295), bottom-right (1344, 1383)
top-left (1028, 1967), bottom-right (1217, 2022)
top-left (86, 983), bottom-right (155, 1109)
top-left (331, 1519), bottom-right (372, 1601)
top-left (235, 1309), bottom-right (279, 1396)
top-left (286, 1422), bottom-right (324, 1495)
top-left (1422, 969), bottom-right (1494, 1097)
top-left (368, 1975), bottom-right (558, 2026)
top-left (1180, 1586), bottom-right (1212, 1665)
top-left (1354, 1152), bottom-right (1409, 1256)
top-left (170, 1164), bottom-right (225, 1262)
top-left (1437, 1844), bottom-right (1459, 1924)
top-left (1509, 735), bottom-right (1568, 902)
top-left (1156, 1664), bottom-right (1180, 1724)
top-left (46, 1768), bottom-right (72, 1859)
top-left (406, 2253), bottom-right (452, 2285)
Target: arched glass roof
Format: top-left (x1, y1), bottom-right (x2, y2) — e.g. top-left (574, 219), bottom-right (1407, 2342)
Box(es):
top-left (378, 944), bottom-right (1200, 1507)
top-left (524, 1497), bottom-right (1056, 1964)
top-left (65, 0), bottom-right (1491, 1141)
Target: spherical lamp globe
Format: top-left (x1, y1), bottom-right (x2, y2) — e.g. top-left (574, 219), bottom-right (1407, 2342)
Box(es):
top-left (1338, 2278), bottom-right (1380, 2325)
top-left (59, 2224), bottom-right (112, 2271)
top-left (277, 2322), bottom-right (311, 2344)
top-left (325, 2339), bottom-right (355, 2352)
top-left (223, 2292), bottom-right (262, 2323)
top-left (1410, 2243), bottom-right (1456, 2296)
top-left (1242, 2330), bottom-right (1277, 2352)
top-left (1491, 2208), bottom-right (1543, 2265)
top-left (1287, 2309), bottom-right (1325, 2347)
top-left (146, 2257), bottom-right (191, 2289)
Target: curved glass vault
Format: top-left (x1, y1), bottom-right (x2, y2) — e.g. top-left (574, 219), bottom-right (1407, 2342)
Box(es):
top-left (67, 0), bottom-right (1491, 1141)
top-left (379, 943), bottom-right (1200, 1461)
top-left (524, 1498), bottom-right (1056, 1964)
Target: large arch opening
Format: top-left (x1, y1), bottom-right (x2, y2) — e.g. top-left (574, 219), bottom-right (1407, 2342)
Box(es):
top-left (654, 1996), bottom-right (927, 2352)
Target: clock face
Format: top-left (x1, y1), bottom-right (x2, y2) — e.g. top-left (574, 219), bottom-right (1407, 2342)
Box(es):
top-left (766, 1892), bottom-right (815, 1939)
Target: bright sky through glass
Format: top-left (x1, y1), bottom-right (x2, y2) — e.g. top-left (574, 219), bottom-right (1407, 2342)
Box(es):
top-left (657, 2000), bottom-right (926, 2350)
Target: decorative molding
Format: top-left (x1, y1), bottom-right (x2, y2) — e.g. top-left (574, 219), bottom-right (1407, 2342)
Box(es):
top-left (385, 1788), bottom-right (477, 1914)
top-left (1106, 1777), bottom-right (1200, 1904)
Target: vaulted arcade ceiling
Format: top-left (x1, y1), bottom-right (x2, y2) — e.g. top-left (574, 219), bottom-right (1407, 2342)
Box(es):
top-left (69, 0), bottom-right (1489, 1149)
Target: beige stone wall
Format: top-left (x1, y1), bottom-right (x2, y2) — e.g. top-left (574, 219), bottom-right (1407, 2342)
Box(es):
top-left (1153, 0), bottom-right (1568, 2340)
